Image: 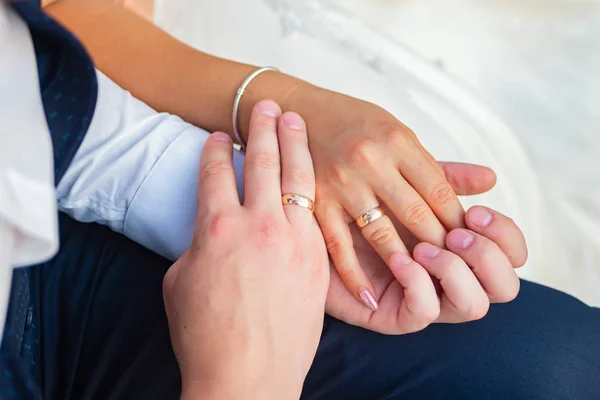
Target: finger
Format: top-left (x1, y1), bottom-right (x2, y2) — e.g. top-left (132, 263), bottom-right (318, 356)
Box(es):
top-left (439, 162), bottom-right (498, 196)
top-left (464, 206), bottom-right (528, 268)
top-left (413, 242), bottom-right (490, 322)
top-left (197, 132), bottom-right (240, 216)
top-left (359, 214), bottom-right (410, 265)
top-left (374, 171), bottom-right (447, 247)
top-left (388, 252), bottom-right (440, 332)
top-left (399, 149), bottom-right (465, 229)
top-left (243, 99), bottom-right (283, 210)
top-left (278, 112), bottom-right (316, 227)
top-left (446, 228), bottom-right (520, 303)
top-left (319, 207), bottom-right (379, 312)
top-left (341, 188), bottom-right (417, 264)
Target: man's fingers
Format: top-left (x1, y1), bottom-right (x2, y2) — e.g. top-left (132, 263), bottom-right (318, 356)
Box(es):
top-left (278, 112), bottom-right (316, 227)
top-left (464, 206), bottom-right (528, 268)
top-left (243, 100), bottom-right (283, 210)
top-left (388, 252), bottom-right (440, 333)
top-left (413, 242), bottom-right (490, 323)
top-left (439, 162), bottom-right (498, 196)
top-left (446, 228), bottom-right (520, 303)
top-left (197, 132), bottom-right (240, 216)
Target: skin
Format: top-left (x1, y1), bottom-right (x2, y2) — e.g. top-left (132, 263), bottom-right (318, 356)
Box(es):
top-left (42, 1), bottom-right (526, 329)
top-left (165, 102), bottom-right (527, 398)
top-left (164, 102), bottom-right (329, 400)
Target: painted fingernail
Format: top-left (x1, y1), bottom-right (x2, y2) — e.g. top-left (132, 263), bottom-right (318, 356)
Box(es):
top-left (257, 99), bottom-right (281, 117)
top-left (358, 288), bottom-right (379, 312)
top-left (212, 131), bottom-right (232, 143)
top-left (468, 207), bottom-right (493, 227)
top-left (417, 243), bottom-right (441, 259)
top-left (282, 112), bottom-right (305, 130)
top-left (447, 229), bottom-right (475, 249)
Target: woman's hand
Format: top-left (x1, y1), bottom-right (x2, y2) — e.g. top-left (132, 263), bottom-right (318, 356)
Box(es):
top-left (163, 100), bottom-right (329, 400)
top-left (325, 205), bottom-right (527, 334)
top-left (288, 84), bottom-right (469, 310)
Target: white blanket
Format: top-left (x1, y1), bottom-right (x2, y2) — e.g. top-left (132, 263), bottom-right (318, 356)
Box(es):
top-left (154, 0), bottom-right (600, 305)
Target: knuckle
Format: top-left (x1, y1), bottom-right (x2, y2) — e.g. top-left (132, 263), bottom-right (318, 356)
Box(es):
top-left (206, 212), bottom-right (234, 239)
top-left (404, 201), bottom-right (431, 226)
top-left (380, 121), bottom-right (415, 147)
top-left (367, 224), bottom-right (396, 248)
top-left (284, 167), bottom-right (315, 188)
top-left (326, 163), bottom-right (350, 188)
top-left (495, 278), bottom-right (520, 303)
top-left (430, 181), bottom-right (455, 207)
top-left (200, 160), bottom-right (233, 179)
top-left (411, 308), bottom-right (439, 332)
top-left (349, 140), bottom-right (376, 166)
top-left (382, 123), bottom-right (406, 144)
top-left (324, 234), bottom-right (346, 256)
top-left (464, 298), bottom-right (490, 321)
top-left (421, 303), bottom-right (441, 324)
top-left (246, 152), bottom-right (280, 171)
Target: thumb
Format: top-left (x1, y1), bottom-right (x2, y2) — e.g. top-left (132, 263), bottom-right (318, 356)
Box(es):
top-left (439, 162), bottom-right (497, 196)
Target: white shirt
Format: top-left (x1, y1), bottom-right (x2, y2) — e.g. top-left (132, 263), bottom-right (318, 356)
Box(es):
top-left (0, 4), bottom-right (246, 337)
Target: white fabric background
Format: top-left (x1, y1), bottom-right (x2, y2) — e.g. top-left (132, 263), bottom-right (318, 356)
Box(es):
top-left (155, 0), bottom-right (600, 305)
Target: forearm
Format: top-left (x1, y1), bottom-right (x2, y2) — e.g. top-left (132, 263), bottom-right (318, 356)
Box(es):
top-left (44, 0), bottom-right (317, 142)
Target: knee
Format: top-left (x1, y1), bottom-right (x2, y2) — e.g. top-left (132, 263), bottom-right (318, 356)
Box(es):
top-left (462, 315), bottom-right (600, 399)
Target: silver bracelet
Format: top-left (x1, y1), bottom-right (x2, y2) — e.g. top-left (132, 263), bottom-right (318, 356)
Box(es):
top-left (232, 66), bottom-right (280, 153)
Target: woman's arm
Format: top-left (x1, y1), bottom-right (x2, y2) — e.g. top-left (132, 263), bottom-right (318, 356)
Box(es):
top-left (45, 0), bottom-right (508, 317)
top-left (44, 0), bottom-right (308, 144)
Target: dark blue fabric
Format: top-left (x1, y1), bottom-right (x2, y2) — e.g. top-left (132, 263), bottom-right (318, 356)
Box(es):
top-left (2, 2), bottom-right (600, 399)
top-left (12, 0), bottom-right (97, 186)
top-left (9, 214), bottom-right (600, 400)
top-left (1, 2), bottom-right (97, 398)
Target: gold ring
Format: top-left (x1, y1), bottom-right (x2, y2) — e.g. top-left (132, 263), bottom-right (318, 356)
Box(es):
top-left (355, 206), bottom-right (385, 229)
top-left (282, 193), bottom-right (315, 212)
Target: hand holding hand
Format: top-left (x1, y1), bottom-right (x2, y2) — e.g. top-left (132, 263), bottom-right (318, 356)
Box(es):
top-left (290, 85), bottom-right (474, 309)
top-left (325, 204), bottom-right (527, 334)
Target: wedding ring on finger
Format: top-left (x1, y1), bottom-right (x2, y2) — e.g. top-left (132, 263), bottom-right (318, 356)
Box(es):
top-left (356, 206), bottom-right (386, 229)
top-left (282, 193), bottom-right (315, 212)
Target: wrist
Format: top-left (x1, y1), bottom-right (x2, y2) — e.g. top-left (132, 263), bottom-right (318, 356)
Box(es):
top-left (181, 373), bottom-right (302, 400)
top-left (237, 71), bottom-right (317, 143)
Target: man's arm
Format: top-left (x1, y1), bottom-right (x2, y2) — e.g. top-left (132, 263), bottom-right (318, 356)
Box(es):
top-left (56, 70), bottom-right (245, 261)
top-left (43, 0), bottom-right (311, 144)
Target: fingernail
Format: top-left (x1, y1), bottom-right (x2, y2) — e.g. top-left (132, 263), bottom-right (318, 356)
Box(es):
top-left (447, 229), bottom-right (475, 249)
top-left (417, 243), bottom-right (441, 259)
top-left (358, 288), bottom-right (379, 312)
top-left (257, 99), bottom-right (280, 117)
top-left (282, 112), bottom-right (305, 130)
top-left (468, 207), bottom-right (493, 227)
top-left (212, 132), bottom-right (232, 143)
top-left (391, 252), bottom-right (413, 266)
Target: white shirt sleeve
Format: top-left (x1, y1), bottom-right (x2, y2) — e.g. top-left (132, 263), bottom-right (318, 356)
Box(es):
top-left (56, 70), bottom-right (246, 261)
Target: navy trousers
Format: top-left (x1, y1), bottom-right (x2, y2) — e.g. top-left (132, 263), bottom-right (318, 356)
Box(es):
top-left (3, 214), bottom-right (600, 399)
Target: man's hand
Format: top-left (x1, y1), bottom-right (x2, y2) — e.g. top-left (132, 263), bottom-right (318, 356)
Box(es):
top-left (325, 202), bottom-right (527, 334)
top-left (163, 100), bottom-right (329, 400)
